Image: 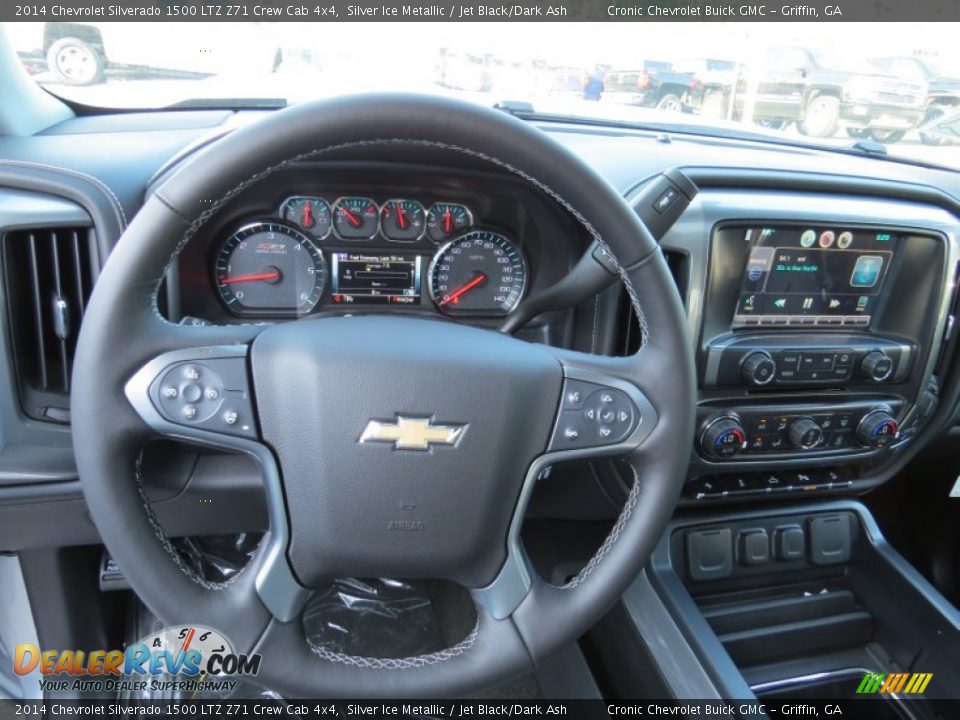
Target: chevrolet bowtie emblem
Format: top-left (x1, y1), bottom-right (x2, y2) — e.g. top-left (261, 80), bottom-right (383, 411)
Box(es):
top-left (359, 416), bottom-right (466, 451)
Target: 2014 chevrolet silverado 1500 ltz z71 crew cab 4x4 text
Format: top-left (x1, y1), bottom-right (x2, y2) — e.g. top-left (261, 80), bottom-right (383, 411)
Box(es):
top-left (0, 14), bottom-right (958, 712)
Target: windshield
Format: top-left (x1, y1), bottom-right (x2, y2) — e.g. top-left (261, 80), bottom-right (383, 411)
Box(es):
top-left (7, 21), bottom-right (960, 169)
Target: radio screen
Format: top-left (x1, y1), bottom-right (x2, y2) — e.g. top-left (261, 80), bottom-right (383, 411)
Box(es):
top-left (732, 227), bottom-right (899, 328)
top-left (331, 252), bottom-right (422, 305)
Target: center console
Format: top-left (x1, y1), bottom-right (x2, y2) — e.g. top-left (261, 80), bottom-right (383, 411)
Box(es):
top-left (660, 189), bottom-right (959, 503)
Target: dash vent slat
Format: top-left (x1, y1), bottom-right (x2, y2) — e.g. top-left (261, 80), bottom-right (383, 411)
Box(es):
top-left (3, 226), bottom-right (98, 422)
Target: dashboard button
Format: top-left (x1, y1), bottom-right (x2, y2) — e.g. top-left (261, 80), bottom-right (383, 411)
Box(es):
top-left (739, 529), bottom-right (770, 566)
top-left (767, 434), bottom-right (786, 451)
top-left (779, 351), bottom-right (801, 369)
top-left (750, 416), bottom-right (771, 433)
top-left (775, 525), bottom-right (805, 561)
top-left (835, 351), bottom-right (854, 367)
top-left (748, 434), bottom-right (767, 451)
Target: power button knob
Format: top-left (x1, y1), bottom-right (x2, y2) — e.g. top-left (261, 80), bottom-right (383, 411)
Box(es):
top-left (700, 417), bottom-right (746, 458)
top-left (741, 351), bottom-right (777, 386)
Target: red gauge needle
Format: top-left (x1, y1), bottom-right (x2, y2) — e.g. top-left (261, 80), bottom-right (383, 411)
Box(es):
top-left (396, 205), bottom-right (408, 230)
top-left (220, 270), bottom-right (281, 285)
top-left (340, 206), bottom-right (362, 228)
top-left (302, 201), bottom-right (314, 227)
top-left (443, 209), bottom-right (453, 234)
top-left (439, 273), bottom-right (487, 306)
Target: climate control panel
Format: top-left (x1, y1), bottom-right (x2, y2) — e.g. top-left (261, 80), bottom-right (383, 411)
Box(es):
top-left (698, 401), bottom-right (902, 460)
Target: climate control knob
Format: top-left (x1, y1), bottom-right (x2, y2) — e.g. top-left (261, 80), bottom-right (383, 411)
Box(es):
top-left (741, 351), bottom-right (777, 386)
top-left (857, 410), bottom-right (899, 449)
top-left (788, 417), bottom-right (823, 450)
top-left (860, 351), bottom-right (894, 382)
top-left (700, 417), bottom-right (746, 458)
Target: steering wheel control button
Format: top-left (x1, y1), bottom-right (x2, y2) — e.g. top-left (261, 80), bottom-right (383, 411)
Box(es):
top-left (181, 384), bottom-right (203, 404)
top-left (549, 379), bottom-right (641, 451)
top-left (147, 357), bottom-right (257, 439)
top-left (699, 416), bottom-right (746, 458)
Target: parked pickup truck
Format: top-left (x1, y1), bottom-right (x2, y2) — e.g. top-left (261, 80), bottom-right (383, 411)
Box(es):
top-left (683, 47), bottom-right (927, 141)
top-left (604, 61), bottom-right (694, 112)
top-left (870, 56), bottom-right (960, 145)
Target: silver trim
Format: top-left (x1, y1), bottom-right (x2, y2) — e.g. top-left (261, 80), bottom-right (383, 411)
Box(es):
top-left (124, 345), bottom-right (308, 623)
top-left (378, 198), bottom-right (427, 243)
top-left (427, 230), bottom-right (528, 317)
top-left (473, 364), bottom-right (658, 619)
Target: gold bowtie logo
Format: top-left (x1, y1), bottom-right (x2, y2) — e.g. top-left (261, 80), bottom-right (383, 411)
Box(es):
top-left (359, 416), bottom-right (466, 451)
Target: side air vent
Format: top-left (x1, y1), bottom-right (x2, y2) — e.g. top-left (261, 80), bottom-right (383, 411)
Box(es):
top-left (2, 227), bottom-right (99, 423)
top-left (616, 249), bottom-right (688, 356)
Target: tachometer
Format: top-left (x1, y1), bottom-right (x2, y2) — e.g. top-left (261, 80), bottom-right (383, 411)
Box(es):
top-left (214, 221), bottom-right (326, 316)
top-left (428, 230), bottom-right (526, 316)
top-left (333, 197), bottom-right (379, 240)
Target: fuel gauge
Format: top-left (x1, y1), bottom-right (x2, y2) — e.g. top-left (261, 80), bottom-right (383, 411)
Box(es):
top-left (380, 199), bottom-right (426, 242)
top-left (426, 202), bottom-right (473, 245)
top-left (279, 196), bottom-right (332, 239)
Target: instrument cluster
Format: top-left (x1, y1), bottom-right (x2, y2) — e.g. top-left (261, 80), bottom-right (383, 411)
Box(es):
top-left (211, 195), bottom-right (527, 319)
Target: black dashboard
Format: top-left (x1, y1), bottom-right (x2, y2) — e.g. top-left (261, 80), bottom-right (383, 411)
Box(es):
top-left (2, 108), bottom-right (960, 550)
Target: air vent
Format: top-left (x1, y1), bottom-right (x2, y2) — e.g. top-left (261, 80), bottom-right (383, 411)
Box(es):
top-left (616, 249), bottom-right (688, 356)
top-left (2, 227), bottom-right (98, 422)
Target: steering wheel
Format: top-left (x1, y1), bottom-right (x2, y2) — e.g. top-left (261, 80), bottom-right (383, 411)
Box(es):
top-left (71, 95), bottom-right (695, 697)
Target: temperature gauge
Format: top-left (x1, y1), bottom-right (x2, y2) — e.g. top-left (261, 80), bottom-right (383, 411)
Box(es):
top-left (426, 202), bottom-right (473, 245)
top-left (333, 197), bottom-right (379, 240)
top-left (279, 196), bottom-right (332, 239)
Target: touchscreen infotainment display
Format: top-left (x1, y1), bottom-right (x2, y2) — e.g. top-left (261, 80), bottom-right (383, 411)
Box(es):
top-left (731, 227), bottom-right (899, 328)
top-left (331, 252), bottom-right (422, 305)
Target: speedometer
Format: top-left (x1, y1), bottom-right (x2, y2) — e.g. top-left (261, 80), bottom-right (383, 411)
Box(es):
top-left (428, 230), bottom-right (526, 316)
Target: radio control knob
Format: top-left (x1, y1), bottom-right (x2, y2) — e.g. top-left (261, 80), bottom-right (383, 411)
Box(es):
top-left (788, 417), bottom-right (823, 450)
top-left (741, 351), bottom-right (777, 386)
top-left (700, 417), bottom-right (746, 459)
top-left (860, 351), bottom-right (894, 382)
top-left (857, 409), bottom-right (899, 449)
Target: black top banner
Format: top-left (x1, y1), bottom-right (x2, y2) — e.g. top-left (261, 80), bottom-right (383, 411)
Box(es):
top-left (4, 0), bottom-right (960, 22)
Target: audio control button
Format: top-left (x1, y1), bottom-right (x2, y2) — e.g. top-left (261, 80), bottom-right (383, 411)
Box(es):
top-left (860, 351), bottom-right (895, 382)
top-left (741, 351), bottom-right (776, 386)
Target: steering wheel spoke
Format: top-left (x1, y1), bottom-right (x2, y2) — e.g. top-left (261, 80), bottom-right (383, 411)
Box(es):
top-left (124, 342), bottom-right (311, 623)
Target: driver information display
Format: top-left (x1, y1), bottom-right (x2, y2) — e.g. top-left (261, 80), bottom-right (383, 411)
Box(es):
top-left (331, 252), bottom-right (422, 305)
top-left (732, 226), bottom-right (899, 328)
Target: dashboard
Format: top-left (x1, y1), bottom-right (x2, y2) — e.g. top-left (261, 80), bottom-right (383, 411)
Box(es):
top-left (4, 108), bottom-right (960, 550)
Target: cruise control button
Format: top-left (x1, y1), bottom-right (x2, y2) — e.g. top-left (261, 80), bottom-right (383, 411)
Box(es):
top-left (204, 387), bottom-right (220, 401)
top-left (183, 366), bottom-right (200, 380)
top-left (161, 386), bottom-right (178, 399)
top-left (182, 405), bottom-right (198, 420)
top-left (223, 410), bottom-right (239, 425)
